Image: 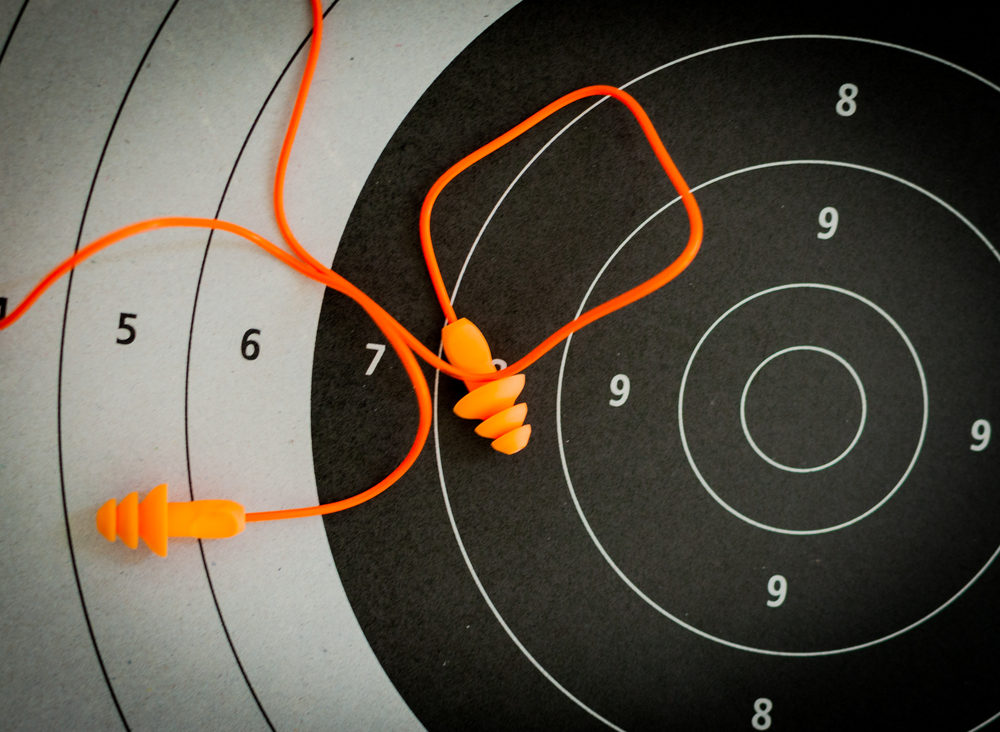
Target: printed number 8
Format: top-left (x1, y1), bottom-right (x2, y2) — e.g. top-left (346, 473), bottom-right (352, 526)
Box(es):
top-left (752, 698), bottom-right (773, 730)
top-left (836, 83), bottom-right (858, 116)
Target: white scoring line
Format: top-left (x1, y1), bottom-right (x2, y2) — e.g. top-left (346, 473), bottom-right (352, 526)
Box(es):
top-left (450, 34), bottom-right (1000, 303)
top-left (436, 35), bottom-right (1000, 728)
top-left (676, 282), bottom-right (928, 536)
top-left (431, 365), bottom-right (626, 732)
top-left (739, 345), bottom-right (868, 474)
top-left (622, 34), bottom-right (1000, 96)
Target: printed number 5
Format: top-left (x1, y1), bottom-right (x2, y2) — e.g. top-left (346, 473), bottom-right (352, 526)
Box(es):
top-left (116, 312), bottom-right (137, 345)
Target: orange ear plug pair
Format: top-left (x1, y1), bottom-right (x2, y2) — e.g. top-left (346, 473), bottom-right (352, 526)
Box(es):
top-left (442, 318), bottom-right (531, 454)
top-left (96, 484), bottom-right (245, 556)
top-left (93, 319), bottom-right (523, 558)
top-left (1, 0), bottom-right (701, 557)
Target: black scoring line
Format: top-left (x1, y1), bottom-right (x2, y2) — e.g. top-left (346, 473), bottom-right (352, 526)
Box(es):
top-left (182, 2), bottom-right (341, 730)
top-left (0, 0), bottom-right (30, 68)
top-left (56, 2), bottom-right (182, 730)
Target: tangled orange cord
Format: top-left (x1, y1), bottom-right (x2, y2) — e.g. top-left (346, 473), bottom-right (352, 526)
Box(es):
top-left (0, 0), bottom-right (703, 555)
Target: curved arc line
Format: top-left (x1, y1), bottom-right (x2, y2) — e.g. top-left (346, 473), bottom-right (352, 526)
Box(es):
top-left (181, 2), bottom-right (343, 729)
top-left (970, 710), bottom-right (1000, 732)
top-left (0, 0), bottom-right (30, 68)
top-left (621, 34), bottom-right (1000, 96)
top-left (738, 345), bottom-right (868, 474)
top-left (437, 33), bottom-right (1000, 721)
top-left (450, 97), bottom-right (607, 301)
top-left (677, 282), bottom-right (928, 536)
top-left (55, 2), bottom-right (183, 728)
top-left (686, 159), bottom-right (999, 264)
top-left (451, 36), bottom-right (1000, 301)
top-left (431, 366), bottom-right (626, 731)
top-left (556, 158), bottom-right (1000, 654)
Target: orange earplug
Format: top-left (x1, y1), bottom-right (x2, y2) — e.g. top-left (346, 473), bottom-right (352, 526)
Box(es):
top-left (442, 318), bottom-right (531, 454)
top-left (95, 484), bottom-right (246, 556)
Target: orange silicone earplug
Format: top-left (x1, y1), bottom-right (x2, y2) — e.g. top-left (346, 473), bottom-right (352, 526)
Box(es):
top-left (442, 318), bottom-right (531, 454)
top-left (95, 484), bottom-right (246, 556)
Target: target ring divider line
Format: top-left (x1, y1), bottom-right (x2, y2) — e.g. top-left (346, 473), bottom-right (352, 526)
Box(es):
top-left (349, 26), bottom-right (1000, 728)
top-left (550, 157), bottom-right (1000, 655)
top-left (554, 273), bottom-right (1000, 656)
top-left (677, 282), bottom-right (927, 535)
top-left (739, 345), bottom-right (868, 474)
top-left (431, 361), bottom-right (627, 732)
top-left (427, 36), bottom-right (1000, 708)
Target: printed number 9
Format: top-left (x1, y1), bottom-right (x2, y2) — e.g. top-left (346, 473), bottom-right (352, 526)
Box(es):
top-left (817, 207), bottom-right (838, 239)
top-left (970, 419), bottom-right (991, 451)
top-left (766, 574), bottom-right (787, 607)
top-left (609, 374), bottom-right (630, 407)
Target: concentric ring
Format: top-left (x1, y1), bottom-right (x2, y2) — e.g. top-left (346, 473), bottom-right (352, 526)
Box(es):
top-left (677, 282), bottom-right (926, 535)
top-left (419, 34), bottom-right (1000, 725)
top-left (739, 345), bottom-right (868, 473)
top-left (551, 161), bottom-right (997, 654)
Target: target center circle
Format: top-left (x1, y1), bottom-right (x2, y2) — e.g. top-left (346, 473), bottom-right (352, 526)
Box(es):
top-left (740, 345), bottom-right (867, 473)
top-left (677, 283), bottom-right (927, 535)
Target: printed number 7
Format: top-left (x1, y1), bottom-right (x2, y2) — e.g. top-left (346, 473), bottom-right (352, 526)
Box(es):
top-left (365, 343), bottom-right (386, 376)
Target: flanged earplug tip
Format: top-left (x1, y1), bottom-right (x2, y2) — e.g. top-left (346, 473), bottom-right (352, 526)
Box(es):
top-left (442, 318), bottom-right (532, 454)
top-left (96, 498), bottom-right (117, 543)
top-left (96, 484), bottom-right (245, 557)
top-left (491, 424), bottom-right (532, 455)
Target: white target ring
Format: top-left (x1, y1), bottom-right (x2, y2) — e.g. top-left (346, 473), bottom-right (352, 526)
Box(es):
top-left (739, 345), bottom-right (868, 474)
top-left (427, 34), bottom-right (1000, 726)
top-left (549, 162), bottom-right (996, 655)
top-left (677, 282), bottom-right (926, 535)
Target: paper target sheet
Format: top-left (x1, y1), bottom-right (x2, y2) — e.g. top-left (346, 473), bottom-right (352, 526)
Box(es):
top-left (1, 1), bottom-right (998, 730)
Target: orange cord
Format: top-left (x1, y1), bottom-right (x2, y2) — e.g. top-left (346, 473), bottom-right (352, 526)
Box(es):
top-left (0, 0), bottom-right (703, 523)
top-left (418, 83), bottom-right (703, 374)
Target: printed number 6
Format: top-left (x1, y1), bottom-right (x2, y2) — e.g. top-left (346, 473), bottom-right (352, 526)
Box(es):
top-left (241, 329), bottom-right (261, 360)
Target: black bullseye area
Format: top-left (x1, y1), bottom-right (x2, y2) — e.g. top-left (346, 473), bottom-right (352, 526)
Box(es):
top-left (558, 164), bottom-right (992, 653)
top-left (674, 278), bottom-right (924, 533)
top-left (742, 347), bottom-right (864, 470)
top-left (311, 1), bottom-right (1000, 729)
